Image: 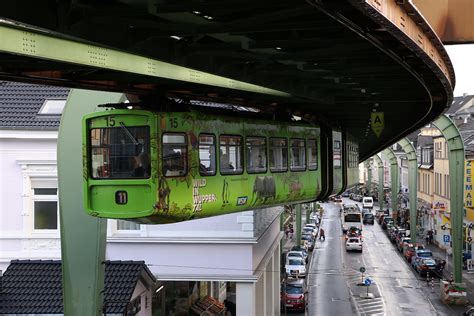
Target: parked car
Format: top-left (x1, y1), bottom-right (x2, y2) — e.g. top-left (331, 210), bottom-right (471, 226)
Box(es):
top-left (404, 243), bottom-right (426, 262)
top-left (334, 195), bottom-right (343, 203)
top-left (382, 216), bottom-right (393, 229)
top-left (397, 237), bottom-right (411, 252)
top-left (390, 227), bottom-right (404, 242)
top-left (395, 229), bottom-right (408, 244)
top-left (281, 278), bottom-right (307, 312)
top-left (411, 249), bottom-right (433, 268)
top-left (303, 226), bottom-right (317, 237)
top-left (413, 257), bottom-right (437, 276)
top-left (285, 257), bottom-right (306, 278)
top-left (375, 210), bottom-right (385, 219)
top-left (301, 234), bottom-right (315, 251)
top-left (363, 213), bottom-right (374, 225)
top-left (290, 246), bottom-right (309, 264)
top-left (287, 251), bottom-right (305, 262)
top-left (342, 191), bottom-right (350, 197)
top-left (346, 237), bottom-right (363, 252)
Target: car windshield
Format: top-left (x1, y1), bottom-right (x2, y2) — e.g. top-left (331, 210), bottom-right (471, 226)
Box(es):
top-left (288, 259), bottom-right (303, 265)
top-left (418, 251), bottom-right (433, 257)
top-left (288, 253), bottom-right (302, 258)
top-left (423, 259), bottom-right (436, 265)
top-left (285, 285), bottom-right (304, 294)
top-left (348, 238), bottom-right (360, 243)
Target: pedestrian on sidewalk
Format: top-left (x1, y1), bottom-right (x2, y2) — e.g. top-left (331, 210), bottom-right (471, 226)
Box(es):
top-left (319, 228), bottom-right (325, 241)
top-left (284, 226), bottom-right (289, 239)
top-left (426, 229), bottom-right (433, 245)
top-left (289, 227), bottom-right (294, 240)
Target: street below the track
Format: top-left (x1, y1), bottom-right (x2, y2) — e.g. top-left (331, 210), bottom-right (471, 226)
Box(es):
top-left (284, 199), bottom-right (463, 315)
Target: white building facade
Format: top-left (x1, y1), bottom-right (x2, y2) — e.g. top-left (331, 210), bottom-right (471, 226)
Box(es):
top-left (0, 83), bottom-right (282, 315)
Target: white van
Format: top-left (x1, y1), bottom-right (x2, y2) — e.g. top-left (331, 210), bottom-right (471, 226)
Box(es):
top-left (362, 197), bottom-right (374, 209)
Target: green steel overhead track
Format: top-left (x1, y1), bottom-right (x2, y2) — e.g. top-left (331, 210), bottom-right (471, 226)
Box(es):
top-left (0, 0), bottom-right (455, 159)
top-left (0, 20), bottom-right (290, 98)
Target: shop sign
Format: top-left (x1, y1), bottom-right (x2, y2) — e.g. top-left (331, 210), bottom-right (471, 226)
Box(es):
top-left (432, 201), bottom-right (446, 210)
top-left (466, 160), bottom-right (474, 208)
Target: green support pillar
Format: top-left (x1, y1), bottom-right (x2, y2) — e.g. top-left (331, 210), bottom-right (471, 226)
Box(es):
top-left (432, 114), bottom-right (465, 283)
top-left (397, 138), bottom-right (418, 245)
top-left (58, 89), bottom-right (124, 315)
top-left (373, 154), bottom-right (384, 211)
top-left (382, 148), bottom-right (399, 217)
top-left (365, 161), bottom-right (372, 195)
top-left (305, 203), bottom-right (313, 224)
top-left (296, 204), bottom-right (302, 247)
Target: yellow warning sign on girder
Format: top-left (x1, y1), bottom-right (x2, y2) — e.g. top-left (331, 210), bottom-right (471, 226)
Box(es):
top-left (371, 112), bottom-right (384, 137)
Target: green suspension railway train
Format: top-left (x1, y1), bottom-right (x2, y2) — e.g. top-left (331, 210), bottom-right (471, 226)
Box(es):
top-left (83, 104), bottom-right (359, 224)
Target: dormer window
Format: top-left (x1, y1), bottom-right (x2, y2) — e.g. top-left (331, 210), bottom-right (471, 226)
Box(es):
top-left (38, 99), bottom-right (67, 115)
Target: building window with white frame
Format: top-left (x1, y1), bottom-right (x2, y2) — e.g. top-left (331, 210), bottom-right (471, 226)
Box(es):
top-left (117, 220), bottom-right (140, 230)
top-left (32, 187), bottom-right (58, 230)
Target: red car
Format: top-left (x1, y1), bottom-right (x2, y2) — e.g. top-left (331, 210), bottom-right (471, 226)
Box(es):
top-left (281, 279), bottom-right (307, 312)
top-left (404, 243), bottom-right (425, 263)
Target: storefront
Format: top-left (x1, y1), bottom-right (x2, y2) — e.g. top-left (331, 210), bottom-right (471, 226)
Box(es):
top-left (152, 281), bottom-right (228, 316)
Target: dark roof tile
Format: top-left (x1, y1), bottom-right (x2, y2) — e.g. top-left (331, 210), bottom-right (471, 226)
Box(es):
top-left (0, 259), bottom-right (155, 314)
top-left (0, 81), bottom-right (70, 130)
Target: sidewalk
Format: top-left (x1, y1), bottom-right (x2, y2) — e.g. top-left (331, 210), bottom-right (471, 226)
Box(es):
top-left (422, 241), bottom-right (474, 304)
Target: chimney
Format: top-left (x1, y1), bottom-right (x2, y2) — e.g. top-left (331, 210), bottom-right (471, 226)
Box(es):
top-left (465, 116), bottom-right (469, 124)
top-left (464, 93), bottom-right (469, 97)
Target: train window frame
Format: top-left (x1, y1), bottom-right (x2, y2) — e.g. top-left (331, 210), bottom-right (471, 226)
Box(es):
top-left (199, 133), bottom-right (217, 176)
top-left (219, 134), bottom-right (244, 175)
top-left (269, 137), bottom-right (288, 173)
top-left (162, 132), bottom-right (188, 177)
top-left (307, 139), bottom-right (318, 171)
top-left (290, 138), bottom-right (306, 172)
top-left (89, 126), bottom-right (151, 180)
top-left (246, 136), bottom-right (267, 174)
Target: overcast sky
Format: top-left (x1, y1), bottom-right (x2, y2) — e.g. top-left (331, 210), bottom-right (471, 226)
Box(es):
top-left (445, 44), bottom-right (474, 97)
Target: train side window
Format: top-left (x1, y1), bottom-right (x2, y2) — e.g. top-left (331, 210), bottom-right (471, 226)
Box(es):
top-left (246, 137), bottom-right (267, 174)
top-left (308, 139), bottom-right (318, 170)
top-left (220, 135), bottom-right (243, 175)
top-left (199, 134), bottom-right (216, 176)
top-left (269, 138), bottom-right (288, 172)
top-left (162, 133), bottom-right (187, 177)
top-left (290, 138), bottom-right (306, 171)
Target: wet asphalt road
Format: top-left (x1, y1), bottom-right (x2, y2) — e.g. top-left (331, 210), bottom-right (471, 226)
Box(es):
top-left (287, 199), bottom-right (460, 316)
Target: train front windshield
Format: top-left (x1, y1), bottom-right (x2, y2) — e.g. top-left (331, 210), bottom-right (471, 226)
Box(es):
top-left (90, 126), bottom-right (150, 179)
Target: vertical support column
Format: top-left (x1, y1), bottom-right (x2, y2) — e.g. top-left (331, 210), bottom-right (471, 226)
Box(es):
top-left (236, 282), bottom-right (256, 316)
top-left (58, 89), bottom-right (123, 315)
top-left (382, 148), bottom-right (399, 217)
top-left (433, 115), bottom-right (465, 283)
top-left (265, 258), bottom-right (273, 316)
top-left (373, 155), bottom-right (384, 211)
top-left (398, 138), bottom-right (418, 244)
top-left (273, 244), bottom-right (280, 315)
top-left (296, 204), bottom-right (302, 247)
top-left (366, 161), bottom-right (372, 194)
top-left (306, 203), bottom-right (310, 223)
